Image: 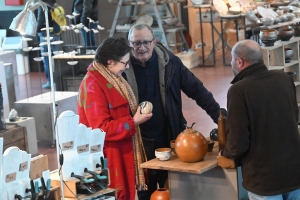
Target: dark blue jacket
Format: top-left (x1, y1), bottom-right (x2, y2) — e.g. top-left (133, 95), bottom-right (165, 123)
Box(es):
top-left (124, 43), bottom-right (222, 141)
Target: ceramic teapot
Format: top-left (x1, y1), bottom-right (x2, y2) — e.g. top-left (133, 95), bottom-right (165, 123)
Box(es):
top-left (174, 123), bottom-right (208, 163)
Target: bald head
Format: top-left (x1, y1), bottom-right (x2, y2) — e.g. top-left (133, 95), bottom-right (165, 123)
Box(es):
top-left (232, 40), bottom-right (263, 67)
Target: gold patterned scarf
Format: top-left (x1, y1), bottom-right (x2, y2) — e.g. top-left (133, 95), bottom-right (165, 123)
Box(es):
top-left (93, 61), bottom-right (148, 191)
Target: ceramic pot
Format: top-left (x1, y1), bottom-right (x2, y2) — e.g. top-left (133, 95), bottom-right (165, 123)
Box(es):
top-left (139, 101), bottom-right (153, 114)
top-left (277, 28), bottom-right (294, 41)
top-left (150, 188), bottom-right (170, 200)
top-left (284, 48), bottom-right (293, 63)
top-left (260, 29), bottom-right (278, 46)
top-left (174, 123), bottom-right (208, 163)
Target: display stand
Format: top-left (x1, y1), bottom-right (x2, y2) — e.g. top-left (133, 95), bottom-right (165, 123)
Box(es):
top-left (140, 144), bottom-right (248, 200)
top-left (220, 14), bottom-right (246, 66)
top-left (261, 37), bottom-right (300, 122)
top-left (6, 117), bottom-right (38, 155)
top-left (0, 62), bottom-right (16, 119)
top-left (14, 92), bottom-right (78, 146)
top-left (109, 0), bottom-right (189, 51)
top-left (185, 4), bottom-right (217, 66)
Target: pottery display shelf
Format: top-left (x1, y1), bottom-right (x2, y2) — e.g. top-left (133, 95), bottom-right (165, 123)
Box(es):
top-left (52, 54), bottom-right (94, 91)
top-left (141, 144), bottom-right (248, 200)
top-left (261, 36), bottom-right (300, 125)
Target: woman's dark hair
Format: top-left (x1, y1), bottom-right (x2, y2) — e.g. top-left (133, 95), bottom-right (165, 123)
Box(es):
top-left (94, 37), bottom-right (132, 66)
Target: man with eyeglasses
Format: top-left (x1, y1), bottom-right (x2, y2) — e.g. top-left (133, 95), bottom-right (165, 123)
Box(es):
top-left (123, 23), bottom-right (225, 200)
top-left (217, 40), bottom-right (300, 199)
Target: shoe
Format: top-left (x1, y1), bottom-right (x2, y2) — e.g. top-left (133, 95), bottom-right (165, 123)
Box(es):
top-left (42, 82), bottom-right (51, 89)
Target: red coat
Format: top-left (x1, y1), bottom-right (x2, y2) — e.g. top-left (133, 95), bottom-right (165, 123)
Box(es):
top-left (78, 64), bottom-right (136, 200)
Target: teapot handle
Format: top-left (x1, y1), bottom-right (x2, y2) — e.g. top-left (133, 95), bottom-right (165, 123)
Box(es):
top-left (185, 122), bottom-right (196, 129)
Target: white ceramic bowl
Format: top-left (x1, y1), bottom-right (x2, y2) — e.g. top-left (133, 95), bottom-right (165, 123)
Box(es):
top-left (155, 148), bottom-right (172, 161)
top-left (260, 17), bottom-right (275, 26)
top-left (164, 18), bottom-right (180, 25)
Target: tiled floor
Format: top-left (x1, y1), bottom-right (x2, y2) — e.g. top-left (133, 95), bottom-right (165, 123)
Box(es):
top-left (16, 50), bottom-right (233, 171)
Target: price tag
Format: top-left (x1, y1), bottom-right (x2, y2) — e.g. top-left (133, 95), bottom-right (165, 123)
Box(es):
top-left (19, 161), bottom-right (28, 171)
top-left (90, 144), bottom-right (101, 153)
top-left (62, 141), bottom-right (74, 151)
top-left (5, 172), bottom-right (16, 183)
top-left (77, 144), bottom-right (89, 154)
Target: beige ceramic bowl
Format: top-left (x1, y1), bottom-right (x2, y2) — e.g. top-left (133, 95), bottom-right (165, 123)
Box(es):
top-left (155, 148), bottom-right (172, 161)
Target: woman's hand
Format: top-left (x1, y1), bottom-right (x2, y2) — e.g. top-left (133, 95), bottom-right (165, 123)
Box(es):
top-left (133, 106), bottom-right (152, 126)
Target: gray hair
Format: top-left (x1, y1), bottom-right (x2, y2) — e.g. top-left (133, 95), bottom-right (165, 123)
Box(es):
top-left (128, 23), bottom-right (155, 40)
top-left (232, 40), bottom-right (263, 65)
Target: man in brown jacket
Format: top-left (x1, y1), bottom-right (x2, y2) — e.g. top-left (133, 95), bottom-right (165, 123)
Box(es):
top-left (218, 40), bottom-right (300, 199)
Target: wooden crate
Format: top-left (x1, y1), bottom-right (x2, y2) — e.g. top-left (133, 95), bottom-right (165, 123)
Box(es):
top-left (0, 124), bottom-right (28, 152)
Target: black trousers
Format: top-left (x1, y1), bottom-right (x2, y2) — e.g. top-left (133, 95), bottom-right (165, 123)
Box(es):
top-left (137, 169), bottom-right (168, 200)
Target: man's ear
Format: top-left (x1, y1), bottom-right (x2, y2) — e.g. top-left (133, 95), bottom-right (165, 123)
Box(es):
top-left (153, 38), bottom-right (158, 45)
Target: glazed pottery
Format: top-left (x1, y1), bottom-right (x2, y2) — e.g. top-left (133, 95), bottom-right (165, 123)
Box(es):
top-left (150, 188), bottom-right (170, 200)
top-left (284, 48), bottom-right (293, 63)
top-left (210, 128), bottom-right (219, 141)
top-left (277, 28), bottom-right (294, 41)
top-left (260, 29), bottom-right (277, 46)
top-left (155, 148), bottom-right (172, 161)
top-left (139, 101), bottom-right (153, 114)
top-left (218, 110), bottom-right (227, 152)
top-left (260, 17), bottom-right (275, 26)
top-left (207, 140), bottom-right (215, 152)
top-left (175, 123), bottom-right (208, 163)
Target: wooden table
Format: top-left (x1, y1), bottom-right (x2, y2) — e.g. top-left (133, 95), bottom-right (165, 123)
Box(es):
top-left (141, 145), bottom-right (248, 200)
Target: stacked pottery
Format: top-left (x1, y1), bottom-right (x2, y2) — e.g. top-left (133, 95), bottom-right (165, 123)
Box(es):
top-left (259, 29), bottom-right (277, 46)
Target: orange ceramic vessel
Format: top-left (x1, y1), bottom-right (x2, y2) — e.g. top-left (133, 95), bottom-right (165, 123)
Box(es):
top-left (150, 188), bottom-right (170, 200)
top-left (175, 123), bottom-right (208, 163)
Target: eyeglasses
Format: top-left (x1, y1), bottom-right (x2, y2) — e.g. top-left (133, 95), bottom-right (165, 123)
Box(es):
top-left (130, 39), bottom-right (154, 48)
top-left (119, 60), bottom-right (129, 66)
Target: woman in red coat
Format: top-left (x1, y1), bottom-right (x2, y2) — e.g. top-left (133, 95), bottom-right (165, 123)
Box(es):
top-left (77, 37), bottom-right (152, 200)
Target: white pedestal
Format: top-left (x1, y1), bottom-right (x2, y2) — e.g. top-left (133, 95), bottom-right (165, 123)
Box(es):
top-left (0, 51), bottom-right (19, 94)
top-left (14, 92), bottom-right (78, 145)
top-left (5, 117), bottom-right (38, 155)
top-left (176, 50), bottom-right (200, 69)
top-left (0, 61), bottom-right (16, 119)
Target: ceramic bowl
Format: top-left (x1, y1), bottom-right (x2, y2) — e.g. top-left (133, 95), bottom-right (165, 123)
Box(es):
top-left (286, 13), bottom-right (295, 21)
top-left (279, 15), bottom-right (288, 22)
top-left (207, 140), bottom-right (215, 152)
top-left (164, 18), bottom-right (180, 25)
top-left (259, 29), bottom-right (277, 39)
top-left (284, 48), bottom-right (293, 63)
top-left (261, 38), bottom-right (278, 46)
top-left (294, 11), bottom-right (300, 18)
top-left (155, 148), bottom-right (172, 161)
top-left (260, 17), bottom-right (275, 26)
top-left (277, 28), bottom-right (294, 41)
top-left (278, 6), bottom-right (290, 12)
top-left (274, 18), bottom-right (282, 24)
top-left (285, 71), bottom-right (297, 82)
